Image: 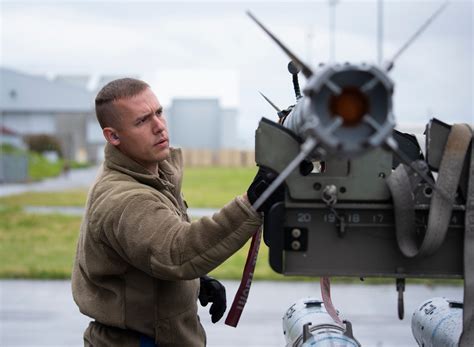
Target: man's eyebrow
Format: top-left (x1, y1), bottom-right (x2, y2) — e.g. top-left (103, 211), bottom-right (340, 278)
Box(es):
top-left (134, 106), bottom-right (163, 122)
top-left (134, 113), bottom-right (150, 122)
top-left (135, 113), bottom-right (147, 120)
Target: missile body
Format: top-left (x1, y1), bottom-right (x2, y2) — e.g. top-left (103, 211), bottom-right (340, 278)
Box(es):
top-left (411, 297), bottom-right (463, 347)
top-left (282, 298), bottom-right (359, 347)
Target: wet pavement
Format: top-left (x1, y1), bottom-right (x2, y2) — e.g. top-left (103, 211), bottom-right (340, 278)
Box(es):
top-left (23, 205), bottom-right (219, 219)
top-left (0, 279), bottom-right (463, 346)
top-left (0, 166), bottom-right (101, 197)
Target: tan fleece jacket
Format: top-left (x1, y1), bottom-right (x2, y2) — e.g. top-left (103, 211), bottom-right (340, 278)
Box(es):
top-left (71, 144), bottom-right (262, 347)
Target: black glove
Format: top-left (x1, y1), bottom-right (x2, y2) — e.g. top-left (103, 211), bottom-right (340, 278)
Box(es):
top-left (199, 275), bottom-right (226, 323)
top-left (299, 159), bottom-right (314, 176)
top-left (247, 166), bottom-right (284, 213)
top-left (247, 162), bottom-right (313, 213)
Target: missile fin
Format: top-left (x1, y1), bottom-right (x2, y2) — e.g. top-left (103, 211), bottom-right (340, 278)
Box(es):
top-left (385, 1), bottom-right (449, 71)
top-left (247, 11), bottom-right (313, 78)
top-left (258, 91), bottom-right (282, 113)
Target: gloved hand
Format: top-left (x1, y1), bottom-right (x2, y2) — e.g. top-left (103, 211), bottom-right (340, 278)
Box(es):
top-left (247, 166), bottom-right (284, 213)
top-left (247, 161), bottom-right (313, 213)
top-left (199, 275), bottom-right (226, 323)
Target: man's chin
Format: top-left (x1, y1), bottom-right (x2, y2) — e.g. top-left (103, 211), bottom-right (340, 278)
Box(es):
top-left (157, 148), bottom-right (171, 162)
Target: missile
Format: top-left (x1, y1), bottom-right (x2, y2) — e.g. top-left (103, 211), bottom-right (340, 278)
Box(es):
top-left (411, 297), bottom-right (463, 347)
top-left (282, 298), bottom-right (360, 347)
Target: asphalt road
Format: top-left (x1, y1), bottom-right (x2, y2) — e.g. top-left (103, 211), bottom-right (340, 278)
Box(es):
top-left (0, 279), bottom-right (463, 347)
top-left (0, 166), bottom-right (101, 197)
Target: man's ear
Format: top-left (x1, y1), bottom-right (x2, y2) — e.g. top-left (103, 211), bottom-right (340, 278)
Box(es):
top-left (103, 127), bottom-right (121, 146)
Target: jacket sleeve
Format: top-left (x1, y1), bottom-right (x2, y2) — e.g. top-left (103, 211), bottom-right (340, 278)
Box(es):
top-left (100, 194), bottom-right (262, 280)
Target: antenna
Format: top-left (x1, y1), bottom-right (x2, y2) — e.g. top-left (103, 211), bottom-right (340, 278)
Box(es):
top-left (384, 1), bottom-right (449, 71)
top-left (329, 0), bottom-right (340, 62)
top-left (258, 91), bottom-right (281, 113)
top-left (377, 0), bottom-right (384, 65)
top-left (247, 11), bottom-right (314, 78)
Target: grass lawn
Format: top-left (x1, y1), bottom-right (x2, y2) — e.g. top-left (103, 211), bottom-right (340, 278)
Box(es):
top-left (28, 153), bottom-right (64, 180)
top-left (0, 206), bottom-right (81, 278)
top-left (0, 189), bottom-right (89, 207)
top-left (183, 167), bottom-right (257, 207)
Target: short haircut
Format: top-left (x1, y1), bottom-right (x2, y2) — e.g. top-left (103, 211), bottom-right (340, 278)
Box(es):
top-left (95, 78), bottom-right (150, 129)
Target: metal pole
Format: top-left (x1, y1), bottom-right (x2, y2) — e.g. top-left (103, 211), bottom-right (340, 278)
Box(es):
top-left (329, 0), bottom-right (336, 62)
top-left (306, 25), bottom-right (314, 63)
top-left (377, 0), bottom-right (384, 65)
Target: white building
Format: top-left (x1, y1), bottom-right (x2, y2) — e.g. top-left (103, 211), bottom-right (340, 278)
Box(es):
top-left (0, 67), bottom-right (104, 162)
top-left (167, 98), bottom-right (238, 150)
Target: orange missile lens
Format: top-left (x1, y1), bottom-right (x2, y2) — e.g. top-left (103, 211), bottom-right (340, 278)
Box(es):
top-left (329, 87), bottom-right (369, 126)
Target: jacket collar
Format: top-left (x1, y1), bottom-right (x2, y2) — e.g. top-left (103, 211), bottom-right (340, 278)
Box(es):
top-left (104, 143), bottom-right (183, 191)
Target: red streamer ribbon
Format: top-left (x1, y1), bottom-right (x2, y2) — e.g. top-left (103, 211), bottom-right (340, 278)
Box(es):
top-left (320, 276), bottom-right (343, 326)
top-left (225, 228), bottom-right (262, 327)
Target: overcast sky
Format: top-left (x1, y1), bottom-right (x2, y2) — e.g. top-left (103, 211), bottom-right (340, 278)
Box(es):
top-left (1, 0), bottom-right (472, 147)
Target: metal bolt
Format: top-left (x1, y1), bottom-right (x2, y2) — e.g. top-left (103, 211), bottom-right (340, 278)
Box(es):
top-left (291, 228), bottom-right (302, 238)
top-left (423, 186), bottom-right (433, 197)
top-left (291, 240), bottom-right (301, 250)
top-left (322, 184), bottom-right (338, 205)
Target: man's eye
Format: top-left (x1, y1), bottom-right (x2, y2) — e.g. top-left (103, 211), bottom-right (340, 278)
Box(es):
top-left (137, 117), bottom-right (147, 125)
top-left (155, 110), bottom-right (162, 117)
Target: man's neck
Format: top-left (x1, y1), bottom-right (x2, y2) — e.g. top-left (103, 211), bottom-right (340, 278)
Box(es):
top-left (143, 163), bottom-right (159, 175)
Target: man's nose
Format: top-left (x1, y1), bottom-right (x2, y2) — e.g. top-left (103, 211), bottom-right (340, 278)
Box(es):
top-left (152, 116), bottom-right (165, 133)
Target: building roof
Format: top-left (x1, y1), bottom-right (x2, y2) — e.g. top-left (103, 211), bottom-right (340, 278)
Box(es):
top-left (95, 75), bottom-right (139, 92)
top-left (0, 67), bottom-right (94, 112)
top-left (54, 75), bottom-right (91, 89)
top-left (0, 125), bottom-right (19, 136)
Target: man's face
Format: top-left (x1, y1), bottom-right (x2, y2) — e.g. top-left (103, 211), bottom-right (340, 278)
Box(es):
top-left (108, 88), bottom-right (170, 172)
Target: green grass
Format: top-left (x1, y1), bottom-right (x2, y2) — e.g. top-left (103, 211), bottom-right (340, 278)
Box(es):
top-left (28, 152), bottom-right (64, 180)
top-left (29, 155), bottom-right (92, 181)
top-left (182, 166), bottom-right (257, 207)
top-left (0, 190), bottom-right (88, 207)
top-left (0, 206), bottom-right (80, 278)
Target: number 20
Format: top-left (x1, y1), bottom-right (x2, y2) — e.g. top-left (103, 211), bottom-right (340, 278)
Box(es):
top-left (297, 213), bottom-right (311, 223)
